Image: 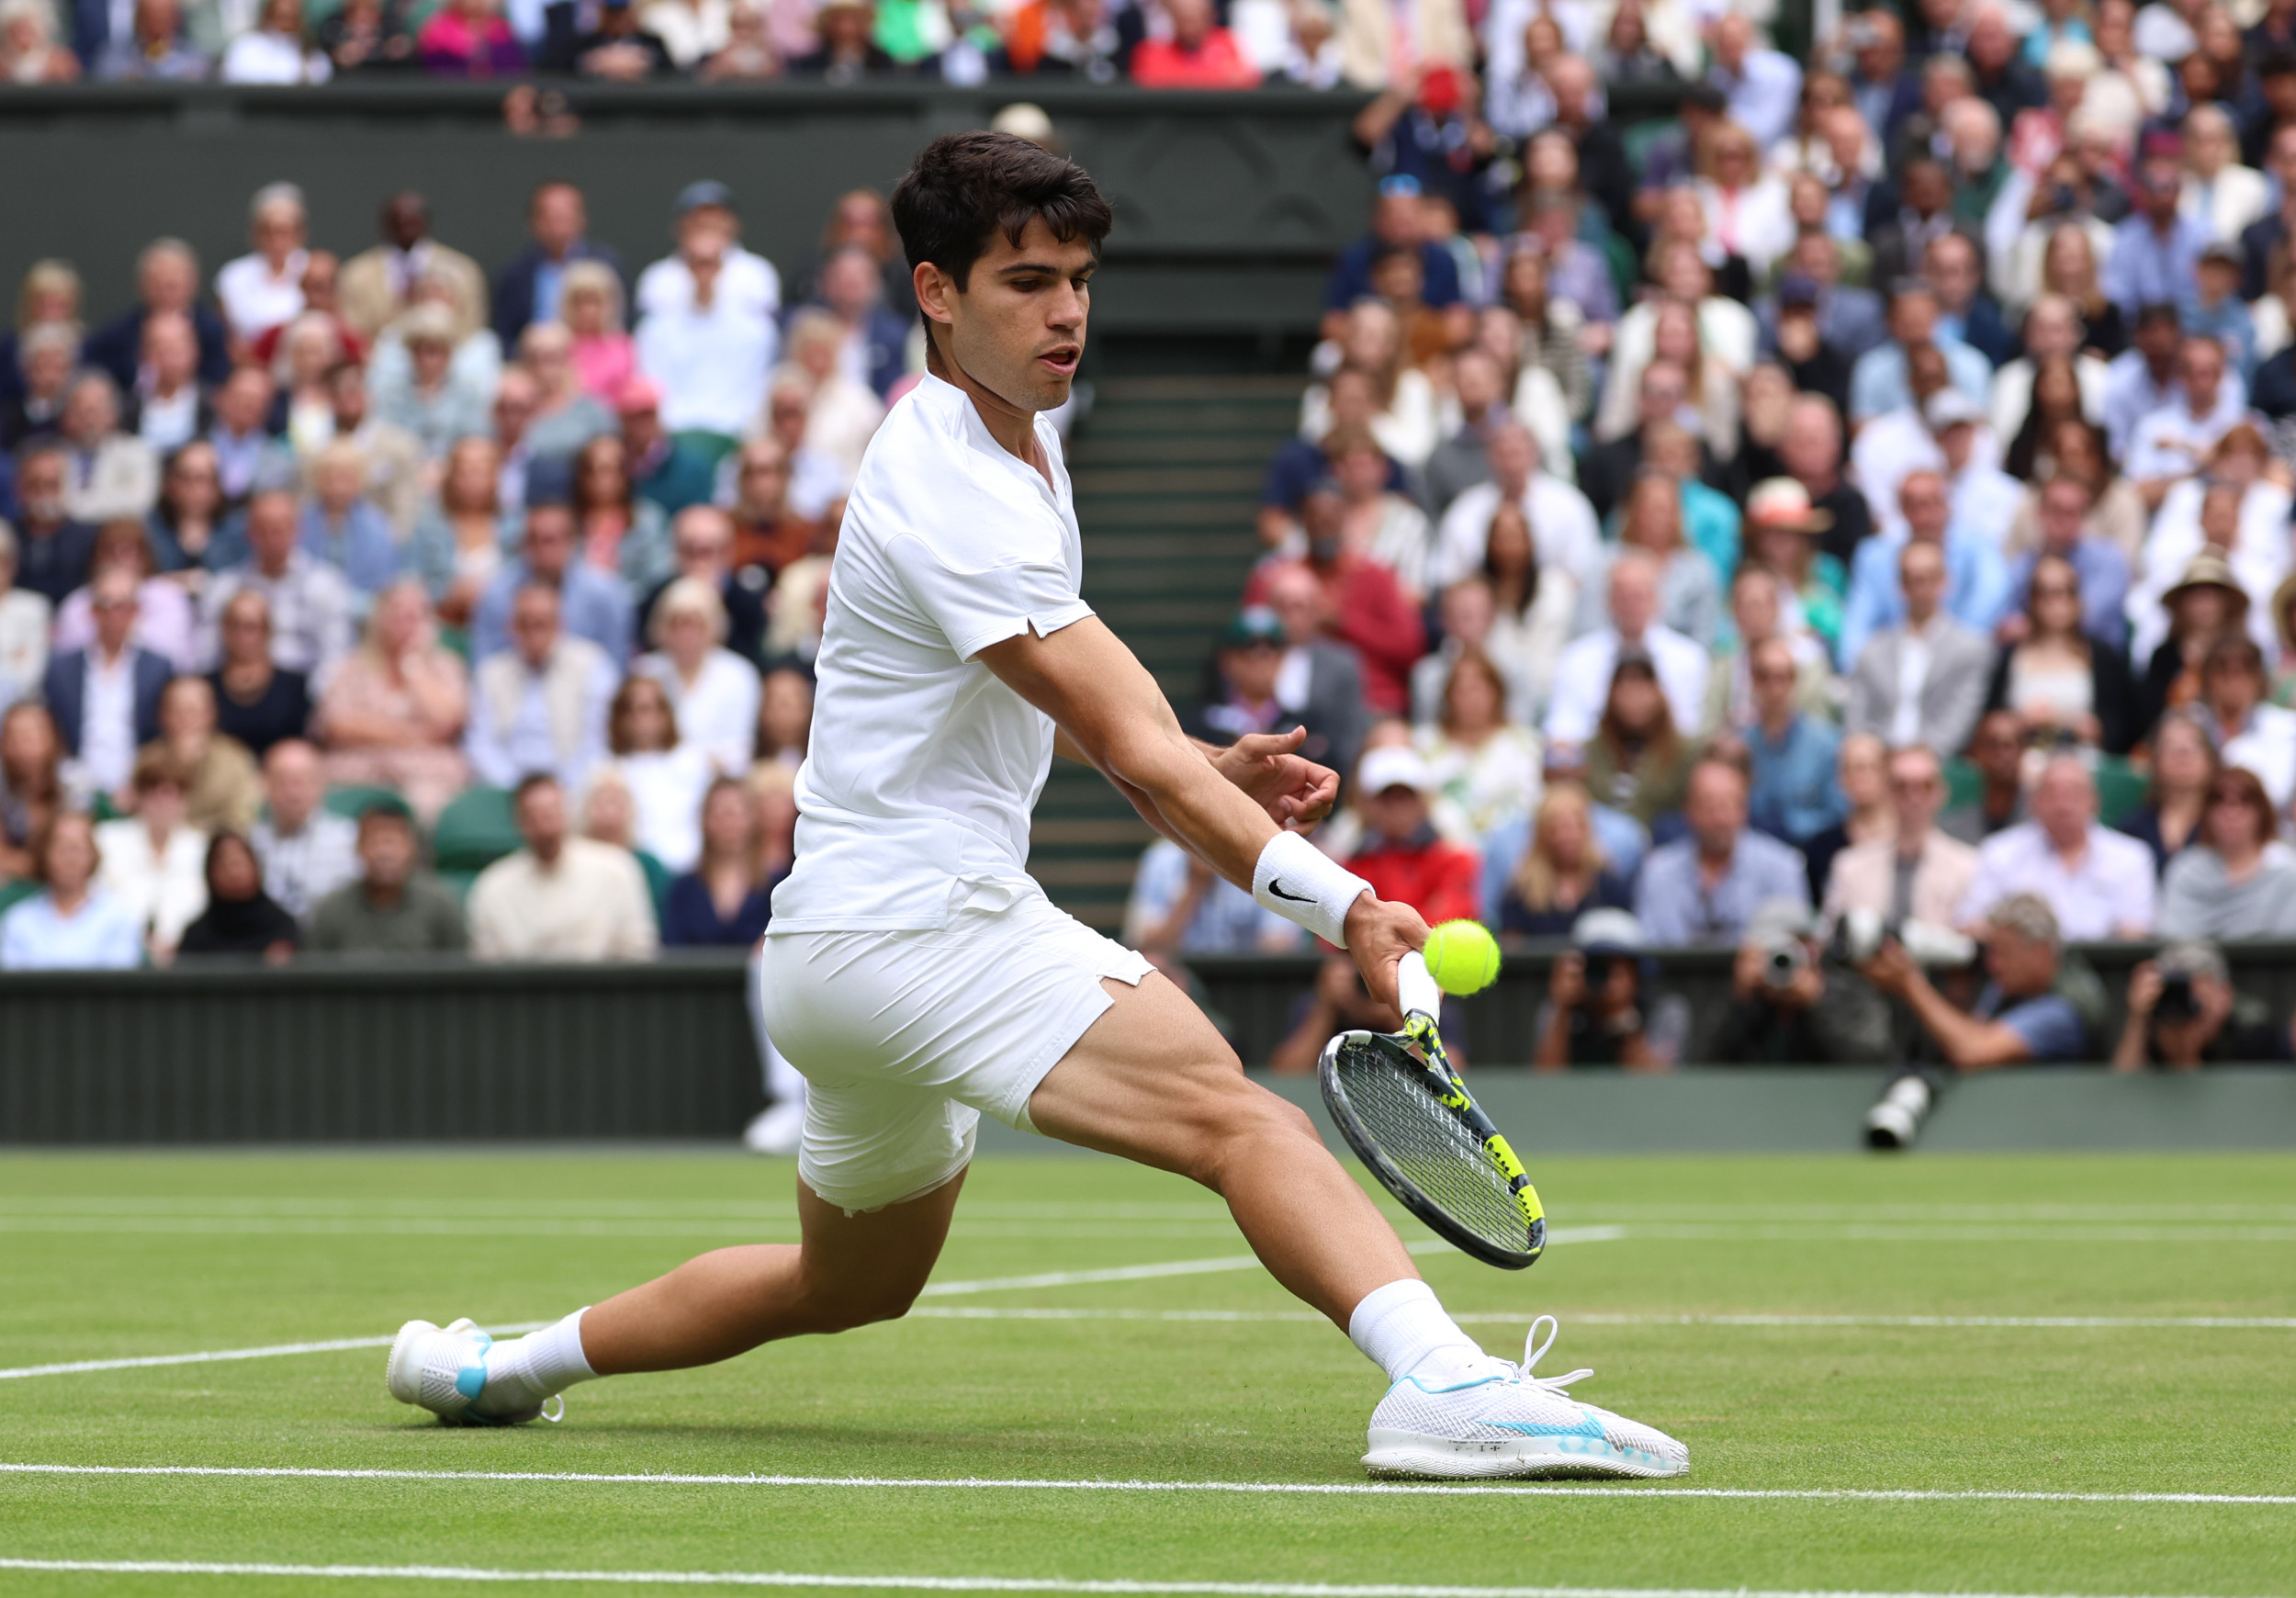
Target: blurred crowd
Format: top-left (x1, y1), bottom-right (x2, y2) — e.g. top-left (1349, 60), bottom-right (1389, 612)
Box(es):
top-left (1124, 0), bottom-right (2296, 1070)
top-left (0, 175), bottom-right (877, 968)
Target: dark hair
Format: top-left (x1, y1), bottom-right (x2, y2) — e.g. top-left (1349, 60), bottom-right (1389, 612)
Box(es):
top-left (890, 131), bottom-right (1113, 296)
top-left (1597, 656), bottom-right (1679, 762)
top-left (512, 771), bottom-right (559, 806)
top-left (203, 831), bottom-right (261, 899)
top-left (2134, 301), bottom-right (2182, 332)
top-left (607, 673), bottom-right (680, 756)
top-left (2203, 634), bottom-right (2267, 680)
top-left (2202, 765), bottom-right (2278, 850)
top-left (2022, 552), bottom-right (2091, 662)
top-left (29, 808), bottom-right (96, 885)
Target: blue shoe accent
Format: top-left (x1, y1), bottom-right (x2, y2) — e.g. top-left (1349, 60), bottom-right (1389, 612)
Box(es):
top-left (1488, 1412), bottom-right (1607, 1440)
top-left (454, 1363), bottom-right (488, 1402)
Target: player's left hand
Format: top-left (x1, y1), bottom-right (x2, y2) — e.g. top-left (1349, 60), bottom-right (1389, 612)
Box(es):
top-left (1211, 728), bottom-right (1340, 827)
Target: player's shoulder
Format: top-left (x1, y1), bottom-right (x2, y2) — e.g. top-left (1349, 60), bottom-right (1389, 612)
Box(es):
top-left (850, 379), bottom-right (1069, 564)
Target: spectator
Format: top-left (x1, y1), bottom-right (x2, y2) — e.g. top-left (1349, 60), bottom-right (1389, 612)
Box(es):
top-left (661, 777), bottom-right (779, 945)
top-left (1705, 12), bottom-right (1800, 149)
top-left (1822, 741), bottom-right (1978, 928)
top-left (517, 321), bottom-right (616, 458)
top-left (1, 2), bottom-right (81, 81)
top-left (494, 182), bottom-right (627, 348)
top-left (1775, 395), bottom-right (1874, 568)
top-left (416, 0), bottom-right (524, 73)
top-left (1300, 301), bottom-right (1440, 469)
top-left (570, 433), bottom-right (671, 593)
top-left (0, 701), bottom-right (65, 880)
top-left (94, 0), bottom-right (208, 78)
top-left (1433, 421), bottom-right (1599, 596)
top-left (411, 434), bottom-right (512, 627)
top-left (298, 441), bottom-right (401, 599)
top-left (2117, 709), bottom-right (2215, 873)
top-left (317, 0), bottom-right (417, 75)
top-left (221, 0), bottom-right (330, 79)
top-left (2114, 938), bottom-right (2289, 1069)
top-left (1577, 652), bottom-right (1696, 831)
top-left (1848, 278), bottom-right (1993, 427)
top-left (54, 371), bottom-right (159, 524)
top-left (469, 501), bottom-right (633, 663)
top-left (591, 672), bottom-right (714, 872)
top-left (1414, 647), bottom-right (1538, 842)
top-left (782, 0), bottom-right (900, 77)
top-left (1345, 745), bottom-right (1480, 921)
top-left (1841, 540), bottom-right (1991, 758)
top-left (626, 577), bottom-right (757, 781)
top-left (1495, 781), bottom-right (1630, 940)
top-left (0, 812), bottom-right (143, 970)
top-left (132, 312), bottom-right (207, 455)
top-left (805, 244), bottom-right (911, 401)
top-left (52, 520), bottom-right (197, 673)
top-left (1863, 891), bottom-right (2108, 1091)
top-left (1634, 755), bottom-right (1810, 945)
top-left (1692, 119), bottom-right (1795, 277)
top-left (5, 324), bottom-right (79, 447)
top-left (1123, 834), bottom-right (1300, 958)
top-left (205, 589), bottom-right (309, 759)
top-left (141, 674), bottom-right (258, 835)
top-left (2192, 636), bottom-right (2296, 811)
top-left (248, 737), bottom-right (357, 917)
top-left (1799, 730), bottom-right (1894, 906)
top-left (1701, 566), bottom-right (1830, 737)
top-left (1983, 551), bottom-right (2138, 755)
top-left (198, 489), bottom-right (355, 679)
top-left (2155, 765), bottom-right (2296, 938)
top-left (2005, 471), bottom-right (2132, 653)
top-left (1581, 469), bottom-right (1721, 648)
top-left (1410, 577), bottom-right (1529, 727)
top-left (568, 0), bottom-right (677, 77)
top-left (314, 579), bottom-right (471, 822)
top-left (1225, 571), bottom-right (1359, 782)
top-left (370, 303), bottom-right (489, 462)
top-left (214, 183), bottom-right (310, 347)
top-left (636, 181), bottom-right (779, 369)
top-left (467, 771), bottom-right (658, 961)
top-left (2127, 336), bottom-right (2250, 509)
top-left (751, 664), bottom-right (811, 775)
top-left (465, 582), bottom-right (615, 792)
top-left (1705, 898), bottom-right (1896, 1065)
top-left (1244, 491), bottom-right (1422, 718)
top-left (95, 747), bottom-right (208, 959)
top-left (2105, 149), bottom-right (2214, 321)
top-left (1546, 547), bottom-right (1706, 748)
top-left (1936, 708), bottom-right (2027, 846)
top-left (84, 240), bottom-right (231, 396)
top-left (175, 832), bottom-right (298, 961)
top-left (619, 377), bottom-right (720, 517)
top-left (1744, 636), bottom-right (1844, 850)
top-left (304, 800), bottom-right (467, 954)
top-left (1530, 907), bottom-right (1690, 1069)
top-left (1131, 0), bottom-right (1258, 84)
top-left (1839, 467), bottom-right (2009, 674)
top-left (44, 566), bottom-right (171, 801)
top-left (1955, 753), bottom-right (2155, 938)
top-left (1322, 176), bottom-right (1465, 336)
top-left (770, 309), bottom-right (884, 485)
top-left (2136, 551), bottom-right (2249, 739)
top-left (1756, 231), bottom-right (1886, 367)
top-left (11, 442), bottom-right (98, 604)
top-left (560, 263), bottom-right (636, 402)
top-left (1478, 500), bottom-right (1576, 722)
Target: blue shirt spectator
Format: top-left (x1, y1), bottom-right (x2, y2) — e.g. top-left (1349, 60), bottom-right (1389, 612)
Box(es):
top-left (1837, 468), bottom-right (2012, 670)
top-left (1125, 838), bottom-right (1300, 954)
top-left (467, 507), bottom-right (633, 663)
top-left (2104, 163), bottom-right (2215, 319)
top-left (298, 493), bottom-right (403, 601)
top-left (1324, 181), bottom-right (1463, 314)
top-left (1633, 758), bottom-right (1813, 945)
top-left (1747, 715), bottom-right (1845, 848)
top-left (2006, 539), bottom-right (2130, 654)
top-left (661, 872), bottom-right (774, 945)
top-left (1848, 337), bottom-right (1994, 423)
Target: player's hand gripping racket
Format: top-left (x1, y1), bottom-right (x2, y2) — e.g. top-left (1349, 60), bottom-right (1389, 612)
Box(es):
top-left (1317, 951), bottom-right (1547, 1269)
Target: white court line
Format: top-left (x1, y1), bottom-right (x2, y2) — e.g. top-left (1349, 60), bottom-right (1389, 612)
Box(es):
top-left (0, 1563), bottom-right (2249, 1598)
top-left (4, 1464), bottom-right (2290, 1506)
top-left (0, 1324), bottom-right (551, 1382)
top-left (905, 1310), bottom-right (2296, 1330)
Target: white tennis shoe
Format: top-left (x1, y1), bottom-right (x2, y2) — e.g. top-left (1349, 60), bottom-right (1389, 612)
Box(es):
top-left (1363, 1316), bottom-right (1688, 1480)
top-left (385, 1318), bottom-right (558, 1427)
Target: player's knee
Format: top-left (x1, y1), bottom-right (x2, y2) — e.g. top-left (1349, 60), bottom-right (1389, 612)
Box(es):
top-left (794, 1271), bottom-right (929, 1333)
top-left (1181, 1080), bottom-right (1320, 1186)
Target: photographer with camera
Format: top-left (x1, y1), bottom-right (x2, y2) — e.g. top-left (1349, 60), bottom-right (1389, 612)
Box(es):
top-left (2113, 939), bottom-right (2290, 1070)
top-left (1859, 892), bottom-right (2111, 1145)
top-left (1705, 898), bottom-right (1897, 1065)
top-left (1531, 907), bottom-right (1691, 1071)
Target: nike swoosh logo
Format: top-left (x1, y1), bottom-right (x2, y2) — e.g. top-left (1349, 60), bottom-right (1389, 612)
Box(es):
top-left (1266, 879), bottom-right (1313, 904)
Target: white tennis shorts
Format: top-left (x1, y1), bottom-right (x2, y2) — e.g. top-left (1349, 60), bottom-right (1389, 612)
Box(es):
top-left (757, 887), bottom-right (1154, 1212)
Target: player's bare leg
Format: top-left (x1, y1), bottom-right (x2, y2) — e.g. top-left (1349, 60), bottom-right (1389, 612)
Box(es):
top-left (385, 1170), bottom-right (965, 1421)
top-left (1025, 971), bottom-right (1413, 1328)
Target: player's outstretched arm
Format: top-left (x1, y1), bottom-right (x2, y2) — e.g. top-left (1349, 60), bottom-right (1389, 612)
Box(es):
top-left (979, 618), bottom-right (1424, 1004)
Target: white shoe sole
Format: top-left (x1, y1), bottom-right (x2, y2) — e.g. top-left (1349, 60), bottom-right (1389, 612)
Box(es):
top-left (1364, 1428), bottom-right (1689, 1480)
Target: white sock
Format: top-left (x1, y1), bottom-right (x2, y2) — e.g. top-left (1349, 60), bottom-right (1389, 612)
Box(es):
top-left (1346, 1279), bottom-right (1507, 1387)
top-left (474, 1309), bottom-right (597, 1416)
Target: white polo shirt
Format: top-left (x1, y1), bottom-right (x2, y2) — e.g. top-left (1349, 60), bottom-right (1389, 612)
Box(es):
top-left (769, 374), bottom-right (1092, 933)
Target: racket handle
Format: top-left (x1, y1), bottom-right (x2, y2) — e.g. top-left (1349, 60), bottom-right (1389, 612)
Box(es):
top-left (1398, 951), bottom-right (1441, 1021)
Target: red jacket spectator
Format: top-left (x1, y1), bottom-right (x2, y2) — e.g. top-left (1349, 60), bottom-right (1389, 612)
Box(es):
top-left (1244, 552), bottom-right (1424, 717)
top-left (1345, 748), bottom-right (1481, 926)
top-left (1130, 0), bottom-right (1260, 87)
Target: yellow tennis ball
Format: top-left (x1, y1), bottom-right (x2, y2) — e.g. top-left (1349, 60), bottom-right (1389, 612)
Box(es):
top-left (1423, 919), bottom-right (1501, 996)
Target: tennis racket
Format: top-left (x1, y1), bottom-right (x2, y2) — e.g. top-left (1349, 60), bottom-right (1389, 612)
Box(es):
top-left (1317, 951), bottom-right (1547, 1270)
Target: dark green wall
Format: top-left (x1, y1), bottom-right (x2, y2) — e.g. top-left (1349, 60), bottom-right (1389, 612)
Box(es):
top-left (0, 83), bottom-right (1379, 339)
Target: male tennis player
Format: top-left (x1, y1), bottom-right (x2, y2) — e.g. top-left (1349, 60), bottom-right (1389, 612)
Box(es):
top-left (388, 132), bottom-right (1686, 1480)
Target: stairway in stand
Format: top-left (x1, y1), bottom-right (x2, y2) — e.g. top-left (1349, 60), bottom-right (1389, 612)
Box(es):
top-left (1028, 373), bottom-right (1307, 933)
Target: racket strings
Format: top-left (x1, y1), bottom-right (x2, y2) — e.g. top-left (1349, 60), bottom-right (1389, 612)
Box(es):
top-left (1330, 1038), bottom-right (1530, 1255)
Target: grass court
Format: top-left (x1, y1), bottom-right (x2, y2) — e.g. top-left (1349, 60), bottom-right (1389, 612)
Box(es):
top-left (0, 1147), bottom-right (2290, 1596)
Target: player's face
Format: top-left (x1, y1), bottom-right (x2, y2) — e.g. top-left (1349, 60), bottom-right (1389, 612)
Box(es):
top-left (929, 217), bottom-right (1095, 414)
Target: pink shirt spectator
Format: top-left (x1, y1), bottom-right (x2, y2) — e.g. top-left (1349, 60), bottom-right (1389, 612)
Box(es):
top-left (418, 2), bottom-right (525, 75)
top-left (53, 578), bottom-right (199, 674)
top-left (572, 333), bottom-right (637, 404)
top-left (1131, 25), bottom-right (1259, 86)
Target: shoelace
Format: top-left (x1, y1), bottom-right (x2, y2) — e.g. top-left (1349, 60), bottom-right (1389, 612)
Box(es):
top-left (1514, 1314), bottom-right (1593, 1395)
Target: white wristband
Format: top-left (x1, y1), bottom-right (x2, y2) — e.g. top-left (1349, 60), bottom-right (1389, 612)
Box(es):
top-left (1253, 831), bottom-right (1373, 949)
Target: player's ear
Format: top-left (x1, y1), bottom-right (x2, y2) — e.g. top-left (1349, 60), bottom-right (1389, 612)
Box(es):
top-left (914, 260), bottom-right (956, 329)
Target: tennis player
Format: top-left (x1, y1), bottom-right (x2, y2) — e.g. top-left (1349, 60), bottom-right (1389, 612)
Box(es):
top-left (388, 132), bottom-right (1686, 1480)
